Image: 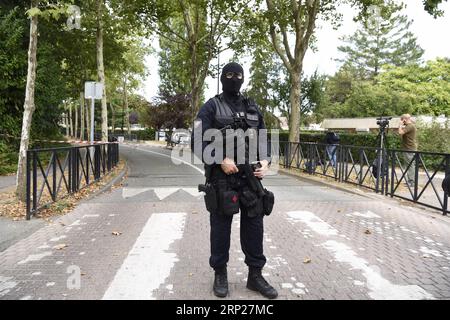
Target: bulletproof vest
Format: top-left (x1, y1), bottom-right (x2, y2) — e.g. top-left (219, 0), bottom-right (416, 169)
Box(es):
top-left (211, 94), bottom-right (260, 131)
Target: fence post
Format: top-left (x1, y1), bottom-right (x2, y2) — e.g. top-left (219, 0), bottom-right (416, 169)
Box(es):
top-left (444, 155), bottom-right (450, 216)
top-left (32, 151), bottom-right (37, 214)
top-left (414, 152), bottom-right (419, 202)
top-left (359, 148), bottom-right (363, 186)
top-left (26, 150), bottom-right (31, 220)
top-left (86, 148), bottom-right (90, 185)
top-left (52, 151), bottom-right (57, 201)
top-left (390, 150), bottom-right (395, 198)
top-left (94, 145), bottom-right (100, 180)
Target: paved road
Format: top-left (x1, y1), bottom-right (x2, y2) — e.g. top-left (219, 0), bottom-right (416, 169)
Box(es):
top-left (0, 143), bottom-right (449, 300)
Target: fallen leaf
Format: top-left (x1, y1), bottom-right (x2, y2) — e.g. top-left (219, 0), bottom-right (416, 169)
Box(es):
top-left (81, 272), bottom-right (86, 276)
top-left (112, 231), bottom-right (122, 236)
top-left (303, 258), bottom-right (312, 264)
top-left (364, 229), bottom-right (372, 235)
top-left (54, 244), bottom-right (68, 250)
top-left (192, 211), bottom-right (198, 214)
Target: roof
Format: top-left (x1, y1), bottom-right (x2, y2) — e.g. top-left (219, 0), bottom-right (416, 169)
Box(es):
top-left (321, 117), bottom-right (403, 130)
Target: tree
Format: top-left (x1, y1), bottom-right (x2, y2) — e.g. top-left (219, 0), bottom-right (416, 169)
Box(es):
top-left (246, 44), bottom-right (287, 129)
top-left (377, 58), bottom-right (450, 116)
top-left (144, 92), bottom-right (191, 142)
top-left (125, 0), bottom-right (253, 124)
top-left (96, 0), bottom-right (108, 142)
top-left (16, 0), bottom-right (72, 201)
top-left (338, 8), bottom-right (424, 80)
top-left (236, 0), bottom-right (446, 142)
top-left (318, 58), bottom-right (450, 119)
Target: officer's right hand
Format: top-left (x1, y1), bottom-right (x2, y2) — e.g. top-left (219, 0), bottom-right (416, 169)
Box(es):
top-left (221, 158), bottom-right (239, 175)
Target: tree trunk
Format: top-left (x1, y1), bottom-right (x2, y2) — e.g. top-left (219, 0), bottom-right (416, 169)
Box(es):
top-left (64, 110), bottom-right (69, 137)
top-left (190, 44), bottom-right (199, 123)
top-left (80, 91), bottom-right (85, 140)
top-left (123, 78), bottom-right (130, 135)
top-left (69, 102), bottom-right (73, 138)
top-left (16, 9), bottom-right (38, 201)
top-left (110, 103), bottom-right (115, 135)
top-left (97, 0), bottom-right (108, 142)
top-left (288, 70), bottom-right (302, 143)
top-left (74, 101), bottom-right (78, 139)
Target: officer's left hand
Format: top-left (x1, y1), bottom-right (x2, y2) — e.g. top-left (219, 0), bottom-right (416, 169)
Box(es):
top-left (254, 160), bottom-right (269, 179)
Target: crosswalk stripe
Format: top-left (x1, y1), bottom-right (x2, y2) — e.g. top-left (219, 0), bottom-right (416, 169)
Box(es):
top-left (102, 212), bottom-right (187, 300)
top-left (287, 211), bottom-right (435, 300)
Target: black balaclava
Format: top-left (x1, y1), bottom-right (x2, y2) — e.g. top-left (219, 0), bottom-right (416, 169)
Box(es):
top-left (221, 62), bottom-right (244, 96)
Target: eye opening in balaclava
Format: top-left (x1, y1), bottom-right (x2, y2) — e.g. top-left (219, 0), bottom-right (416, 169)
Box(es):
top-left (221, 62), bottom-right (244, 95)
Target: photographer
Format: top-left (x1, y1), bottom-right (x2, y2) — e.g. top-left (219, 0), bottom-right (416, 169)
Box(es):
top-left (398, 114), bottom-right (418, 187)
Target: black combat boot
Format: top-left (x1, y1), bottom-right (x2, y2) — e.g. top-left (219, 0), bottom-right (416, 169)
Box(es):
top-left (246, 267), bottom-right (278, 299)
top-left (213, 267), bottom-right (228, 298)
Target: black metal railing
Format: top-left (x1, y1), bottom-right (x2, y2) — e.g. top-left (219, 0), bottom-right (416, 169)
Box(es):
top-left (281, 141), bottom-right (449, 215)
top-left (26, 143), bottom-right (119, 220)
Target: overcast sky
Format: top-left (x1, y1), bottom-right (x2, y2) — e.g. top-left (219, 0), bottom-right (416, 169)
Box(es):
top-left (139, 0), bottom-right (450, 101)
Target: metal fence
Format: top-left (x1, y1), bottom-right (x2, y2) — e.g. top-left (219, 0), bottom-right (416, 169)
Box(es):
top-left (280, 142), bottom-right (450, 215)
top-left (26, 143), bottom-right (119, 220)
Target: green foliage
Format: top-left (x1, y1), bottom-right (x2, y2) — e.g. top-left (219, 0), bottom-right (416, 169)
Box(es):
top-left (319, 58), bottom-right (450, 119)
top-left (278, 130), bottom-right (400, 149)
top-left (135, 128), bottom-right (156, 141)
top-left (338, 8), bottom-right (424, 79)
top-left (416, 120), bottom-right (450, 154)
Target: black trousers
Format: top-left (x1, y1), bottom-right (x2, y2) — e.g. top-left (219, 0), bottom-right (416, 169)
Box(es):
top-left (209, 207), bottom-right (266, 270)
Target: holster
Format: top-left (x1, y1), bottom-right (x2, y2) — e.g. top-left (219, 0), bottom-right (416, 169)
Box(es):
top-left (198, 183), bottom-right (218, 213)
top-left (262, 189), bottom-right (275, 216)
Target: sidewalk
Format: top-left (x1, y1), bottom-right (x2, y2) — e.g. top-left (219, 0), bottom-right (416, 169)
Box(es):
top-left (0, 144), bottom-right (448, 300)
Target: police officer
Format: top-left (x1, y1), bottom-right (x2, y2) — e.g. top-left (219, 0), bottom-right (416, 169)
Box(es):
top-left (192, 62), bottom-right (278, 299)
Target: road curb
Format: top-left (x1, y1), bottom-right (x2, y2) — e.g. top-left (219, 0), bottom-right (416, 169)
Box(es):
top-left (82, 158), bottom-right (128, 202)
top-left (279, 167), bottom-right (450, 224)
top-left (278, 168), bottom-right (373, 199)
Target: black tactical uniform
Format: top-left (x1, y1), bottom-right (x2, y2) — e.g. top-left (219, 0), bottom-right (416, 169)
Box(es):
top-left (192, 62), bottom-right (277, 299)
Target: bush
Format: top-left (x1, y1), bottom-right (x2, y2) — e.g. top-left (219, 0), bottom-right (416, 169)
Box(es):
top-left (135, 128), bottom-right (156, 141)
top-left (277, 131), bottom-right (400, 149)
top-left (0, 139), bottom-right (18, 175)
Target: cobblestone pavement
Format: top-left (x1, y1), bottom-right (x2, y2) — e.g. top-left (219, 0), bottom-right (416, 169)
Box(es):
top-left (0, 144), bottom-right (449, 300)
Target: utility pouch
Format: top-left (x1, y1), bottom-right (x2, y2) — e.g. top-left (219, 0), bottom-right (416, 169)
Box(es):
top-left (221, 190), bottom-right (240, 216)
top-left (262, 189), bottom-right (275, 216)
top-left (240, 188), bottom-right (263, 218)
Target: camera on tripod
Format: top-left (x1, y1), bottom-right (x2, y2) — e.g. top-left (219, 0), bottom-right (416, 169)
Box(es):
top-left (376, 116), bottom-right (392, 129)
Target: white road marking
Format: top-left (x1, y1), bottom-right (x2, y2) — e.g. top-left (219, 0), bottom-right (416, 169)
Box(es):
top-left (82, 214), bottom-right (100, 218)
top-left (122, 187), bottom-right (151, 199)
top-left (153, 188), bottom-right (180, 201)
top-left (122, 187), bottom-right (202, 200)
top-left (419, 247), bottom-right (443, 257)
top-left (346, 211), bottom-right (381, 219)
top-left (0, 276), bottom-right (17, 297)
top-left (182, 187), bottom-right (203, 198)
top-left (287, 211), bottom-right (338, 236)
top-left (323, 240), bottom-right (434, 300)
top-left (49, 235), bottom-right (67, 242)
top-left (102, 212), bottom-right (187, 300)
top-left (287, 211), bottom-right (435, 300)
top-left (18, 252), bottom-right (52, 265)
